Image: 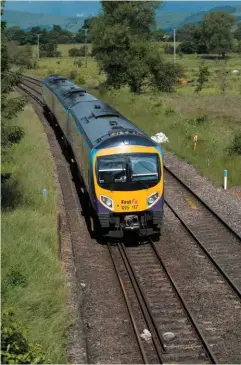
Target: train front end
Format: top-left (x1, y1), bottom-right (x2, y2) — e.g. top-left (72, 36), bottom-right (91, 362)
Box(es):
top-left (91, 144), bottom-right (164, 238)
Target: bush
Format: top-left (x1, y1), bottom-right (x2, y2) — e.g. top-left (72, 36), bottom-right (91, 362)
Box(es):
top-left (73, 58), bottom-right (82, 67)
top-left (234, 40), bottom-right (241, 53)
top-left (75, 75), bottom-right (86, 85)
top-left (219, 65), bottom-right (228, 95)
top-left (149, 60), bottom-right (183, 92)
top-left (164, 106), bottom-right (175, 116)
top-left (1, 309), bottom-right (47, 364)
top-left (8, 43), bottom-right (34, 69)
top-left (68, 47), bottom-right (85, 57)
top-left (69, 69), bottom-right (77, 81)
top-left (228, 132), bottom-right (241, 155)
top-left (195, 63), bottom-right (210, 94)
top-left (164, 44), bottom-right (174, 54)
top-left (39, 43), bottom-right (61, 58)
top-left (177, 41), bottom-right (196, 54)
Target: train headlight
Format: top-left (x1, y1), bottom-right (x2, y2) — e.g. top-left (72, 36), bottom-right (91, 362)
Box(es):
top-left (147, 192), bottom-right (159, 207)
top-left (100, 195), bottom-right (113, 210)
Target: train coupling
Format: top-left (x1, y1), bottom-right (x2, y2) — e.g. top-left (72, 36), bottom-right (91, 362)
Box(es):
top-left (124, 215), bottom-right (140, 230)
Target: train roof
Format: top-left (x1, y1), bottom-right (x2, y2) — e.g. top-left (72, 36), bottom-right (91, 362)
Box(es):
top-left (43, 74), bottom-right (157, 149)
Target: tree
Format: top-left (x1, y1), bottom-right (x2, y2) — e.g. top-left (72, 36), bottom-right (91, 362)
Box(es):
top-left (39, 41), bottom-right (61, 57)
top-left (5, 26), bottom-right (26, 45)
top-left (195, 62), bottom-right (210, 94)
top-left (202, 11), bottom-right (236, 57)
top-left (151, 28), bottom-right (167, 42)
top-left (92, 17), bottom-right (132, 89)
top-left (234, 22), bottom-right (241, 41)
top-left (176, 23), bottom-right (208, 54)
top-left (176, 23), bottom-right (199, 42)
top-left (1, 0), bottom-right (26, 176)
top-left (91, 1), bottom-right (184, 93)
top-left (164, 44), bottom-right (174, 54)
top-left (48, 24), bottom-right (73, 44)
top-left (7, 42), bottom-right (34, 69)
top-left (101, 1), bottom-right (160, 36)
top-left (68, 47), bottom-right (85, 57)
top-left (235, 40), bottom-right (241, 53)
top-left (177, 40), bottom-right (196, 54)
top-left (147, 45), bottom-right (183, 92)
top-left (75, 17), bottom-right (96, 43)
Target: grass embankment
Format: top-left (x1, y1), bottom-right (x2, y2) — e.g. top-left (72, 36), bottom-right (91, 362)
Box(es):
top-left (26, 43), bottom-right (241, 187)
top-left (2, 98), bottom-right (68, 363)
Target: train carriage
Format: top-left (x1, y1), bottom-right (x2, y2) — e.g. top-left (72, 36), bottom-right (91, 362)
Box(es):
top-left (42, 74), bottom-right (164, 238)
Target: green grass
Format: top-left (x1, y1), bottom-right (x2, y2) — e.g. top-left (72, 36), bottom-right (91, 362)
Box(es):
top-left (25, 43), bottom-right (241, 187)
top-left (88, 89), bottom-right (241, 187)
top-left (1, 99), bottom-right (69, 363)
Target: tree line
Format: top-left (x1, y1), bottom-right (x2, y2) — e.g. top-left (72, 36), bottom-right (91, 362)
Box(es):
top-left (5, 21), bottom-right (93, 45)
top-left (176, 12), bottom-right (241, 56)
top-left (5, 20), bottom-right (170, 46)
top-left (4, 1), bottom-right (241, 95)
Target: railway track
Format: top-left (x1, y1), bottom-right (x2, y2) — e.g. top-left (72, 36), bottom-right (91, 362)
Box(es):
top-left (17, 73), bottom-right (241, 363)
top-left (108, 241), bottom-right (216, 364)
top-left (14, 73), bottom-right (44, 106)
top-left (164, 168), bottom-right (241, 299)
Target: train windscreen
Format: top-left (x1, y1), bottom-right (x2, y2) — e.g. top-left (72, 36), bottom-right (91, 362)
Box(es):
top-left (97, 153), bottom-right (160, 190)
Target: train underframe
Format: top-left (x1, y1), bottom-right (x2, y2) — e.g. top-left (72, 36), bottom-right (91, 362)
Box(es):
top-left (97, 210), bottom-right (163, 238)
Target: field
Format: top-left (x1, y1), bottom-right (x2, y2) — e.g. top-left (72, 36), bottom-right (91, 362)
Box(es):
top-left (2, 97), bottom-right (68, 363)
top-left (27, 43), bottom-right (241, 187)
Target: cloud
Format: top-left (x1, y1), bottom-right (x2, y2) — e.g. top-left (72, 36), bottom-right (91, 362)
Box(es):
top-left (76, 13), bottom-right (84, 17)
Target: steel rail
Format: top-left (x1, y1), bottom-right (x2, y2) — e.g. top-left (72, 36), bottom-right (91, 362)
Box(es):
top-left (150, 240), bottom-right (217, 364)
top-left (7, 70), bottom-right (42, 87)
top-left (107, 244), bottom-right (149, 364)
top-left (16, 83), bottom-right (45, 107)
top-left (164, 165), bottom-right (241, 241)
top-left (20, 81), bottom-right (42, 96)
top-left (21, 74), bottom-right (42, 84)
top-left (118, 243), bottom-right (165, 362)
top-left (164, 198), bottom-right (241, 300)
top-left (21, 75), bottom-right (42, 88)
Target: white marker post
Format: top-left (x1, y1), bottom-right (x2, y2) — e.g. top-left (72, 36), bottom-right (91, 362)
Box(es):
top-left (224, 170), bottom-right (227, 190)
top-left (43, 188), bottom-right (47, 198)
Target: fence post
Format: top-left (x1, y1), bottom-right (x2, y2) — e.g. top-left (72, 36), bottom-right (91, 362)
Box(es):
top-left (224, 169), bottom-right (227, 190)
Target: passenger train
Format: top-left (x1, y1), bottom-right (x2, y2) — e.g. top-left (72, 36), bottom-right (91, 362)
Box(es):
top-left (42, 75), bottom-right (164, 238)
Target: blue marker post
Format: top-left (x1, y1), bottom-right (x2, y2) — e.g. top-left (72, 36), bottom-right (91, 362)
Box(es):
top-left (43, 188), bottom-right (47, 198)
top-left (224, 170), bottom-right (227, 190)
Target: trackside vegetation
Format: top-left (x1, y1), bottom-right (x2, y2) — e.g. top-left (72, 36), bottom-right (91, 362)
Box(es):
top-left (1, 2), bottom-right (68, 362)
top-left (1, 99), bottom-right (69, 364)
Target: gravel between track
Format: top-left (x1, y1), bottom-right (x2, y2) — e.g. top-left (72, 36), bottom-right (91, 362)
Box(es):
top-left (164, 151), bottom-right (241, 236)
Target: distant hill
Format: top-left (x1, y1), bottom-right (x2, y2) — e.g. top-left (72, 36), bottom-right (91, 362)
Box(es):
top-left (177, 5), bottom-right (241, 28)
top-left (2, 9), bottom-right (85, 32)
top-left (2, 5), bottom-right (241, 33)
